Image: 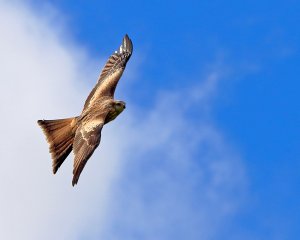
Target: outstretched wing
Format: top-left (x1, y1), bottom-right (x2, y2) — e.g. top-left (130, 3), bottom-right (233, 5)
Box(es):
top-left (83, 34), bottom-right (133, 110)
top-left (72, 119), bottom-right (104, 186)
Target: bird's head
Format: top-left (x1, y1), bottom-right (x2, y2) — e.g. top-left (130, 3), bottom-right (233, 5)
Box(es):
top-left (113, 100), bottom-right (126, 114)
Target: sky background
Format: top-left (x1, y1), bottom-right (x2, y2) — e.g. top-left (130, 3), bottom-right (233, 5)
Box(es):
top-left (0, 0), bottom-right (299, 239)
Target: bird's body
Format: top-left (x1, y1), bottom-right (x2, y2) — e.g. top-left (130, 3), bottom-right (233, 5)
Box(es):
top-left (38, 35), bottom-right (132, 186)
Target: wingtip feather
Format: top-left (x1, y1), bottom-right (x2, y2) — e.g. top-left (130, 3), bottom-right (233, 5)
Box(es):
top-left (121, 34), bottom-right (133, 54)
top-left (72, 178), bottom-right (78, 186)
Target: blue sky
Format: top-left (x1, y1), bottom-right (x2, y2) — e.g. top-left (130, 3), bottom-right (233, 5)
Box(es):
top-left (38, 1), bottom-right (299, 238)
top-left (0, 0), bottom-right (299, 239)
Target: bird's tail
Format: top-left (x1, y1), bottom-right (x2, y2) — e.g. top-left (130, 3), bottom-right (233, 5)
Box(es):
top-left (37, 117), bottom-right (78, 174)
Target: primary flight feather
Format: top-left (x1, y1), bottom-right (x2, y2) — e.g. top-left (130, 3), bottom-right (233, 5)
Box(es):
top-left (38, 34), bottom-right (133, 186)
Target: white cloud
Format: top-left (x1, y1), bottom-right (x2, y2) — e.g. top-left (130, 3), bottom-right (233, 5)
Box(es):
top-left (0, 1), bottom-right (115, 239)
top-left (0, 1), bottom-right (246, 240)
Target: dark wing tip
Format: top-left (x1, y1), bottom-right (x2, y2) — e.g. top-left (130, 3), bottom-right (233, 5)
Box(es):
top-left (120, 34), bottom-right (133, 55)
top-left (72, 174), bottom-right (78, 186)
top-left (72, 180), bottom-right (76, 187)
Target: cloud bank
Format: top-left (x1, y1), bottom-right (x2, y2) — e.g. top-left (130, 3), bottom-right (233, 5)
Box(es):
top-left (0, 1), bottom-right (246, 239)
top-left (0, 1), bottom-right (113, 239)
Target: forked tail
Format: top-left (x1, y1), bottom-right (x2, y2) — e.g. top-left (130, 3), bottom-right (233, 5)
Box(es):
top-left (37, 117), bottom-right (78, 174)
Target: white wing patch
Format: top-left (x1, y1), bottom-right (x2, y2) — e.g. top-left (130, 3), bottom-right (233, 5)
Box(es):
top-left (83, 119), bottom-right (103, 133)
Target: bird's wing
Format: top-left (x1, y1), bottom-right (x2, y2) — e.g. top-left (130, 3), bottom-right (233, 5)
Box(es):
top-left (72, 118), bottom-right (104, 186)
top-left (83, 34), bottom-right (133, 110)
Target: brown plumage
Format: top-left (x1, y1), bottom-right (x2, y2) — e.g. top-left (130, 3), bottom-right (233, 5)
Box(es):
top-left (38, 34), bottom-right (133, 186)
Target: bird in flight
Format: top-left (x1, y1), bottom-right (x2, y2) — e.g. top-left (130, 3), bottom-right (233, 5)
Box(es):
top-left (38, 34), bottom-right (133, 186)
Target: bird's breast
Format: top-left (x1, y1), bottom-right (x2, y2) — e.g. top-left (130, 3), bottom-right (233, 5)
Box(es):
top-left (105, 108), bottom-right (122, 124)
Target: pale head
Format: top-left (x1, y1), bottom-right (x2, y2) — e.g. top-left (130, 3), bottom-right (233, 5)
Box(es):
top-left (113, 100), bottom-right (126, 114)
